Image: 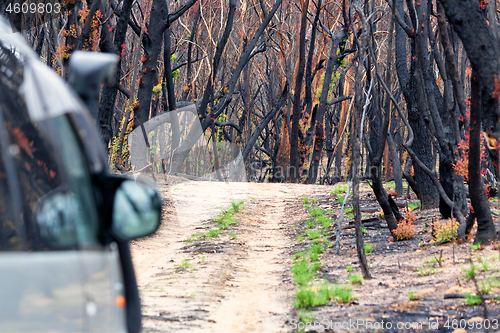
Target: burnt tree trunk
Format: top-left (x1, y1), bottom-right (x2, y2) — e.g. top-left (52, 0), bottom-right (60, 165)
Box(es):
top-left (289, 0), bottom-right (310, 183)
top-left (394, 0), bottom-right (439, 209)
top-left (469, 71), bottom-right (497, 243)
top-left (98, 0), bottom-right (134, 148)
top-left (135, 0), bottom-right (168, 126)
top-left (353, 1), bottom-right (372, 278)
top-left (306, 30), bottom-right (347, 184)
top-left (439, 0), bottom-right (498, 242)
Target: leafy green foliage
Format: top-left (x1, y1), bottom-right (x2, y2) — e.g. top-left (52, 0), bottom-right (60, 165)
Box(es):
top-left (432, 218), bottom-right (458, 244)
top-left (407, 202), bottom-right (420, 211)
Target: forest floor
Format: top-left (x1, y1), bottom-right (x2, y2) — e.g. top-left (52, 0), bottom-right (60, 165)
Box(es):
top-left (130, 178), bottom-right (500, 333)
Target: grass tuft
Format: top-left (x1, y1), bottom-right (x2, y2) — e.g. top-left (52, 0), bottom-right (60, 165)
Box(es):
top-left (364, 243), bottom-right (373, 256)
top-left (231, 199), bottom-right (245, 213)
top-left (347, 274), bottom-right (363, 284)
top-left (294, 284), bottom-right (354, 308)
top-left (308, 206), bottom-right (324, 217)
top-left (432, 218), bottom-right (458, 244)
top-left (464, 293), bottom-right (482, 305)
top-left (331, 184), bottom-right (348, 195)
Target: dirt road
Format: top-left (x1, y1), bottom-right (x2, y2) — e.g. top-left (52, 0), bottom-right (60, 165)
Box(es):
top-left (130, 181), bottom-right (327, 333)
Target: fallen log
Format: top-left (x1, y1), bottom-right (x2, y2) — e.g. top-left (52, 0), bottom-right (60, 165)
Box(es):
top-left (444, 293), bottom-right (499, 300)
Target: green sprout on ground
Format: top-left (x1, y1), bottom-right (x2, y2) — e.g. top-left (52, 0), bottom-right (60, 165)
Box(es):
top-left (306, 218), bottom-right (316, 228)
top-left (347, 274), bottom-right (363, 284)
top-left (305, 229), bottom-right (323, 240)
top-left (470, 241), bottom-right (483, 251)
top-left (408, 202), bottom-right (420, 211)
top-left (408, 291), bottom-right (415, 300)
top-left (308, 244), bottom-right (325, 262)
top-left (464, 293), bottom-right (482, 305)
top-left (385, 181), bottom-right (396, 189)
top-left (477, 256), bottom-right (489, 271)
top-left (346, 264), bottom-right (353, 272)
top-left (331, 184), bottom-right (348, 195)
top-left (231, 199), bottom-right (245, 212)
top-left (187, 200), bottom-right (244, 241)
top-left (292, 259), bottom-right (320, 286)
top-left (364, 243), bottom-right (373, 256)
top-left (481, 278), bottom-right (500, 295)
top-left (481, 282), bottom-right (491, 295)
top-left (417, 265), bottom-right (437, 276)
top-left (309, 206), bottom-right (324, 217)
top-left (294, 284), bottom-right (353, 308)
top-left (291, 198), bottom-right (356, 330)
top-left (178, 259), bottom-right (191, 269)
top-left (208, 229), bottom-right (221, 238)
top-left (316, 216), bottom-right (331, 228)
top-left (297, 310), bottom-right (314, 332)
top-left (462, 264), bottom-right (477, 280)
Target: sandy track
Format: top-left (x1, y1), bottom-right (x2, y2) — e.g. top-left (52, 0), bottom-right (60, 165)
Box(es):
top-left (130, 181), bottom-right (327, 333)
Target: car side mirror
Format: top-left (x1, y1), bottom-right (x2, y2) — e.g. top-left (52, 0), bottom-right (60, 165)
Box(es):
top-left (110, 180), bottom-right (161, 241)
top-left (67, 51), bottom-right (118, 119)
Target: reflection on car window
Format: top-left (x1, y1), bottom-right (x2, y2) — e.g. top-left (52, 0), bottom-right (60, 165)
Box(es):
top-left (0, 40), bottom-right (99, 251)
top-left (0, 145), bottom-right (19, 251)
top-left (0, 81), bottom-right (67, 250)
top-left (53, 116), bottom-right (100, 248)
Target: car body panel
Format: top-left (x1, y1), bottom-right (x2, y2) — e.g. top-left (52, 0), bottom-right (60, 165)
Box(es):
top-left (0, 252), bottom-right (86, 332)
top-left (80, 245), bottom-right (127, 333)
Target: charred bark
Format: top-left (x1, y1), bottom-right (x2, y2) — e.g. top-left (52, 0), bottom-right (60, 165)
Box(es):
top-left (98, 0), bottom-right (134, 148)
top-left (289, 0), bottom-right (310, 183)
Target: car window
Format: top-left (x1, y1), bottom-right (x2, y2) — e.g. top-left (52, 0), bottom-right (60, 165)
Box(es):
top-left (0, 131), bottom-right (21, 251)
top-left (0, 42), bottom-right (100, 251)
top-left (52, 115), bottom-right (100, 248)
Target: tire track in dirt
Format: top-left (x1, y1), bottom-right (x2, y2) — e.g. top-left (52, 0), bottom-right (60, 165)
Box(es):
top-left (207, 194), bottom-right (292, 332)
top-left (131, 182), bottom-right (327, 333)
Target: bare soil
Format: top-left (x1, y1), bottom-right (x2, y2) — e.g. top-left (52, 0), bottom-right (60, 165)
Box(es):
top-left (131, 180), bottom-right (500, 333)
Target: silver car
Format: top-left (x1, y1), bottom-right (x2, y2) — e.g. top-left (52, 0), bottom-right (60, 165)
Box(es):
top-left (0, 20), bottom-right (160, 332)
